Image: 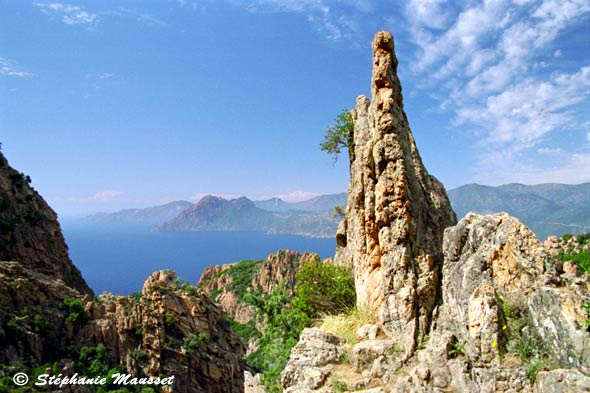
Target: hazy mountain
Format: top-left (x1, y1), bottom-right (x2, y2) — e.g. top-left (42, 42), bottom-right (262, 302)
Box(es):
top-left (253, 198), bottom-right (294, 212)
top-left (158, 195), bottom-right (338, 237)
top-left (84, 200), bottom-right (192, 226)
top-left (254, 193), bottom-right (347, 212)
top-left (448, 183), bottom-right (590, 239)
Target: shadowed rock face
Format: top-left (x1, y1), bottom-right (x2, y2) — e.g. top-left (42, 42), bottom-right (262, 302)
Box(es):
top-left (0, 152), bottom-right (92, 295)
top-left (335, 31), bottom-right (457, 356)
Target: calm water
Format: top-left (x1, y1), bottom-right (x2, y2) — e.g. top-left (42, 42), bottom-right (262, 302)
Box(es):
top-left (61, 221), bottom-right (336, 295)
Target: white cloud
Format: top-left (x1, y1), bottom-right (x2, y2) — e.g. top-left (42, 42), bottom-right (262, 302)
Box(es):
top-left (0, 57), bottom-right (32, 77)
top-left (457, 66), bottom-right (590, 148)
top-left (406, 0), bottom-right (452, 30)
top-left (223, 0), bottom-right (360, 42)
top-left (477, 153), bottom-right (590, 185)
top-left (189, 192), bottom-right (242, 202)
top-left (537, 147), bottom-right (562, 154)
top-left (267, 190), bottom-right (321, 202)
top-left (88, 190), bottom-right (124, 201)
top-left (34, 2), bottom-right (98, 25)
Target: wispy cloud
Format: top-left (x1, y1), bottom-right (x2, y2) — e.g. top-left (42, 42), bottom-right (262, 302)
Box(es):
top-left (0, 57), bottom-right (32, 77)
top-left (85, 72), bottom-right (114, 80)
top-left (102, 8), bottom-right (167, 27)
top-left (88, 190), bottom-right (124, 201)
top-left (404, 0), bottom-right (590, 184)
top-left (34, 2), bottom-right (98, 25)
top-left (243, 0), bottom-right (360, 41)
top-left (34, 3), bottom-right (166, 28)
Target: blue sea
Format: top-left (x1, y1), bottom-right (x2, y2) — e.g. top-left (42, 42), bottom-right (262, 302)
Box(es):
top-left (61, 221), bottom-right (336, 296)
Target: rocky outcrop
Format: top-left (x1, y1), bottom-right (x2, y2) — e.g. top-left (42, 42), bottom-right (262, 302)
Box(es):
top-left (280, 328), bottom-right (344, 392)
top-left (199, 250), bottom-right (319, 325)
top-left (81, 270), bottom-right (246, 393)
top-left (334, 31), bottom-right (457, 356)
top-left (384, 212), bottom-right (589, 392)
top-left (1, 265), bottom-right (246, 392)
top-left (0, 152), bottom-right (92, 295)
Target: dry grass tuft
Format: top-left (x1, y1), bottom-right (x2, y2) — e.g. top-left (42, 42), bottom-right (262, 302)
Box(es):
top-left (317, 306), bottom-right (377, 345)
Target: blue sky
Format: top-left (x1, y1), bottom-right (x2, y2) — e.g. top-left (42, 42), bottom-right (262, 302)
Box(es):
top-left (1, 0), bottom-right (589, 217)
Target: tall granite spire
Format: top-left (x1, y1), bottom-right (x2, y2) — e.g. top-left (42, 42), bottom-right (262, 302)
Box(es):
top-left (335, 31), bottom-right (457, 357)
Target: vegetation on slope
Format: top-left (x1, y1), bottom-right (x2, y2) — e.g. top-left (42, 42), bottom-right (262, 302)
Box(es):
top-left (243, 258), bottom-right (355, 392)
top-left (556, 232), bottom-right (590, 274)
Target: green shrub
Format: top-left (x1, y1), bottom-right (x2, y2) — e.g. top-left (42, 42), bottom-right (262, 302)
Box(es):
top-left (332, 380), bottom-right (348, 392)
top-left (228, 318), bottom-right (261, 343)
top-left (59, 295), bottom-right (86, 325)
top-left (557, 249), bottom-right (590, 274)
top-left (292, 259), bottom-right (355, 319)
top-left (223, 259), bottom-right (264, 301)
top-left (525, 358), bottom-right (544, 383)
top-left (183, 332), bottom-right (207, 355)
top-left (33, 314), bottom-right (47, 334)
top-left (130, 292), bottom-right (141, 304)
top-left (129, 348), bottom-right (148, 363)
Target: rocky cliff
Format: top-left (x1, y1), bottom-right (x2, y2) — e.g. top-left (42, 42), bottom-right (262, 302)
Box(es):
top-left (334, 31), bottom-right (457, 356)
top-left (0, 153), bottom-right (92, 295)
top-left (0, 151), bottom-right (245, 392)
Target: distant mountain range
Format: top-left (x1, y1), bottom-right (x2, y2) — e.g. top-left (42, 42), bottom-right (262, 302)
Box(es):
top-left (447, 183), bottom-right (590, 239)
top-left (84, 201), bottom-right (192, 225)
top-left (84, 184), bottom-right (589, 239)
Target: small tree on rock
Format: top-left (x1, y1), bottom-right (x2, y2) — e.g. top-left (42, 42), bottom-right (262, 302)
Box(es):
top-left (320, 109), bottom-right (354, 164)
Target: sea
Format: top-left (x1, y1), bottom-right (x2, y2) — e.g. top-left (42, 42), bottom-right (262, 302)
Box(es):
top-left (61, 220), bottom-right (336, 296)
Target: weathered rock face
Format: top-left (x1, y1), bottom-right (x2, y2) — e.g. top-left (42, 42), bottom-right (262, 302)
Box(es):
top-left (388, 212), bottom-right (589, 392)
top-left (334, 31), bottom-right (457, 355)
top-left (82, 270), bottom-right (246, 393)
top-left (0, 152), bottom-right (92, 295)
top-left (280, 328), bottom-right (344, 392)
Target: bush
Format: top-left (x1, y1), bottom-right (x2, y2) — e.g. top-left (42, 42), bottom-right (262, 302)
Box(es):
top-left (183, 332), bottom-right (207, 355)
top-left (59, 295), bottom-right (86, 325)
top-left (557, 249), bottom-right (590, 275)
top-left (293, 259), bottom-right (355, 319)
top-left (244, 260), bottom-right (355, 392)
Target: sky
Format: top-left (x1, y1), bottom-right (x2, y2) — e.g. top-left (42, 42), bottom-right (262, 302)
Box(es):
top-left (1, 0), bottom-right (589, 217)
